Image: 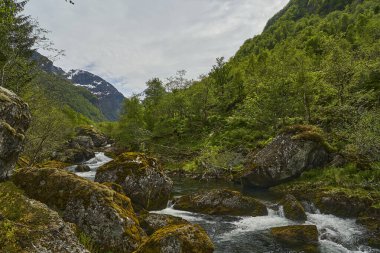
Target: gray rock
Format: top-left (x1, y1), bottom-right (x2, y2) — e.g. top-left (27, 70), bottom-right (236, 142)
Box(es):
top-left (139, 213), bottom-right (190, 236)
top-left (242, 126), bottom-right (330, 188)
top-left (0, 87), bottom-right (31, 180)
top-left (134, 224), bottom-right (215, 253)
top-left (95, 152), bottom-right (173, 211)
top-left (174, 189), bottom-right (268, 216)
top-left (75, 164), bottom-right (91, 172)
top-left (0, 182), bottom-right (89, 253)
top-left (13, 167), bottom-right (146, 253)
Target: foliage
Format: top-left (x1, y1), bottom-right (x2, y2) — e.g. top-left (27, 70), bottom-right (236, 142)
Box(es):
top-left (114, 0), bottom-right (380, 171)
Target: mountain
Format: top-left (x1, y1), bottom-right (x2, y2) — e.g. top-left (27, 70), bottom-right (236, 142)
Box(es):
top-left (66, 70), bottom-right (125, 121)
top-left (32, 52), bottom-right (125, 121)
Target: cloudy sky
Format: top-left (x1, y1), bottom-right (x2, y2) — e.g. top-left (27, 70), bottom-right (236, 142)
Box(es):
top-left (25, 0), bottom-right (289, 96)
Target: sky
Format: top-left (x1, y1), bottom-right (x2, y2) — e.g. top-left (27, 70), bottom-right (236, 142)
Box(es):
top-left (25, 0), bottom-right (289, 96)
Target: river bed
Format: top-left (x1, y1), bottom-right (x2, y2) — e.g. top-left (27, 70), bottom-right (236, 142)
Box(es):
top-left (73, 153), bottom-right (379, 253)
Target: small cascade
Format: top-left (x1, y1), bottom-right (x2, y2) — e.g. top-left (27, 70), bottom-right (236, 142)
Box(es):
top-left (71, 152), bottom-right (113, 180)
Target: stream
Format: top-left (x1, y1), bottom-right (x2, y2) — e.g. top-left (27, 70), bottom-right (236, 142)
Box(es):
top-left (73, 153), bottom-right (379, 253)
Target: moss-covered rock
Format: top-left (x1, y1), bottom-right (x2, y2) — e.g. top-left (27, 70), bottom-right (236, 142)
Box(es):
top-left (272, 183), bottom-right (376, 218)
top-left (174, 189), bottom-right (268, 216)
top-left (95, 152), bottom-right (173, 211)
top-left (0, 181), bottom-right (89, 253)
top-left (134, 224), bottom-right (215, 253)
top-left (37, 160), bottom-right (71, 169)
top-left (241, 125), bottom-right (330, 188)
top-left (0, 87), bottom-right (31, 180)
top-left (280, 194), bottom-right (307, 222)
top-left (358, 204), bottom-right (380, 248)
top-left (12, 167), bottom-right (146, 253)
top-left (270, 225), bottom-right (319, 253)
top-left (53, 147), bottom-right (95, 164)
top-left (76, 126), bottom-right (108, 148)
top-left (75, 164), bottom-right (91, 172)
top-left (138, 213), bottom-right (190, 236)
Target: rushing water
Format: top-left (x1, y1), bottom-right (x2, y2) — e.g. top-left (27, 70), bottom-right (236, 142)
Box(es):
top-left (68, 152), bottom-right (112, 180)
top-left (72, 156), bottom-right (379, 253)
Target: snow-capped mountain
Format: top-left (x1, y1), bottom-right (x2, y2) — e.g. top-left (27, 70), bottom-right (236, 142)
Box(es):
top-left (66, 70), bottom-right (125, 121)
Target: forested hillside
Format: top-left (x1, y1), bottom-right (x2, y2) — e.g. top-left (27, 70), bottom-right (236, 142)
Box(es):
top-left (109, 0), bottom-right (380, 173)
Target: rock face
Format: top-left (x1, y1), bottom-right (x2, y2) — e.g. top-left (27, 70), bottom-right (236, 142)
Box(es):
top-left (280, 194), bottom-right (307, 222)
top-left (134, 224), bottom-right (215, 253)
top-left (12, 167), bottom-right (146, 253)
top-left (242, 125), bottom-right (330, 188)
top-left (95, 152), bottom-right (173, 211)
top-left (0, 182), bottom-right (89, 253)
top-left (270, 225), bottom-right (319, 252)
top-left (139, 213), bottom-right (190, 236)
top-left (0, 87), bottom-right (31, 180)
top-left (174, 189), bottom-right (268, 216)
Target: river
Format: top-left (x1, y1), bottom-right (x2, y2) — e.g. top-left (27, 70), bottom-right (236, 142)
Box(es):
top-left (73, 152), bottom-right (379, 253)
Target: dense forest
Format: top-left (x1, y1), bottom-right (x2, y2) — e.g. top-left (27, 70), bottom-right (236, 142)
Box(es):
top-left (105, 0), bottom-right (380, 176)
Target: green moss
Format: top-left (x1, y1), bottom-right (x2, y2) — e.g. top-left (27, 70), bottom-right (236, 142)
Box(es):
top-left (97, 152), bottom-right (158, 184)
top-left (0, 182), bottom-right (60, 252)
top-left (135, 224), bottom-right (214, 253)
top-left (36, 160), bottom-right (71, 169)
top-left (0, 92), bottom-right (12, 103)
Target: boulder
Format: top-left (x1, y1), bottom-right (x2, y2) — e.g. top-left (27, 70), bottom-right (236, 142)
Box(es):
top-left (0, 181), bottom-right (89, 253)
top-left (174, 189), bottom-right (268, 216)
top-left (69, 135), bottom-right (94, 149)
top-left (280, 194), bottom-right (307, 222)
top-left (76, 126), bottom-right (108, 147)
top-left (0, 87), bottom-right (31, 180)
top-left (270, 225), bottom-right (319, 252)
top-left (95, 152), bottom-right (173, 211)
top-left (54, 147), bottom-right (95, 164)
top-left (358, 205), bottom-right (380, 248)
top-left (134, 224), bottom-right (215, 253)
top-left (75, 164), bottom-right (91, 172)
top-left (242, 125), bottom-right (330, 188)
top-left (138, 213), bottom-right (190, 236)
top-left (12, 167), bottom-right (146, 253)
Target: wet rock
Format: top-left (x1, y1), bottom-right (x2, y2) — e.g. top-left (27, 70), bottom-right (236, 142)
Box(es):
top-left (358, 204), bottom-right (380, 248)
top-left (53, 147), bottom-right (95, 164)
top-left (314, 189), bottom-right (373, 218)
top-left (0, 181), bottom-right (89, 253)
top-left (75, 164), bottom-right (91, 172)
top-left (174, 189), bottom-right (268, 216)
top-left (138, 213), bottom-right (190, 236)
top-left (95, 152), bottom-right (173, 211)
top-left (0, 87), bottom-right (31, 180)
top-left (280, 194), bottom-right (307, 222)
top-left (270, 225), bottom-right (319, 252)
top-left (242, 125), bottom-right (330, 188)
top-left (134, 224), bottom-right (215, 253)
top-left (12, 167), bottom-right (146, 253)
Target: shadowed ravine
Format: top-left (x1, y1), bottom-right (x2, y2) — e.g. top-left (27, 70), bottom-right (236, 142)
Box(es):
top-left (74, 153), bottom-right (379, 253)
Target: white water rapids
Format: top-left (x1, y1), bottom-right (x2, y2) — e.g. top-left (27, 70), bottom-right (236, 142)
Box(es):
top-left (72, 154), bottom-right (379, 253)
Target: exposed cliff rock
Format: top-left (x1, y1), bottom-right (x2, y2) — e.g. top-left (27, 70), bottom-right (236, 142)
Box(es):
top-left (0, 182), bottom-right (89, 253)
top-left (12, 167), bottom-right (146, 253)
top-left (0, 87), bottom-right (31, 180)
top-left (95, 152), bottom-right (173, 211)
top-left (242, 125), bottom-right (331, 188)
top-left (174, 189), bottom-right (268, 216)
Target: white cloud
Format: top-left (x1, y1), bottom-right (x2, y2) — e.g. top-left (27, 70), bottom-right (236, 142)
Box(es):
top-left (25, 0), bottom-right (289, 96)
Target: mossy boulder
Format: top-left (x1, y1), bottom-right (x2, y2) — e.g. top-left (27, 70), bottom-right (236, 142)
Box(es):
top-left (357, 204), bottom-right (380, 248)
top-left (134, 224), bottom-right (215, 253)
top-left (76, 126), bottom-right (108, 147)
top-left (242, 125), bottom-right (330, 188)
top-left (12, 167), bottom-right (146, 253)
top-left (37, 160), bottom-right (71, 169)
top-left (270, 225), bottom-right (319, 253)
top-left (95, 152), bottom-right (173, 211)
top-left (138, 213), bottom-right (190, 236)
top-left (53, 147), bottom-right (95, 164)
top-left (174, 189), bottom-right (268, 216)
top-left (0, 87), bottom-right (31, 180)
top-left (75, 164), bottom-right (91, 172)
top-left (0, 181), bottom-right (89, 253)
top-left (280, 194), bottom-right (307, 222)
